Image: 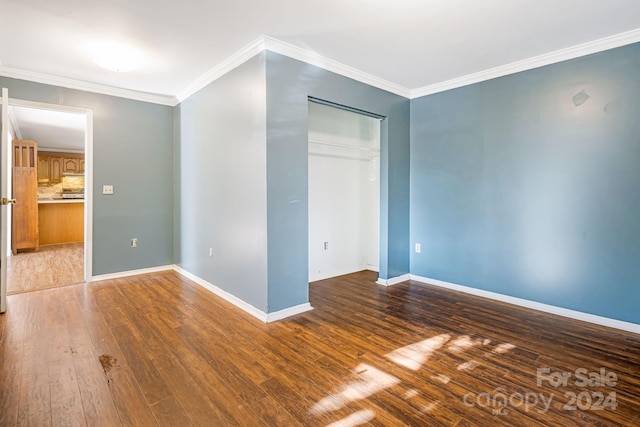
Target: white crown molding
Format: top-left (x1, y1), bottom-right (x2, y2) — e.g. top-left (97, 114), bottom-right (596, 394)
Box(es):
top-left (175, 35), bottom-right (412, 103)
top-left (4, 28), bottom-right (640, 107)
top-left (410, 274), bottom-right (640, 335)
top-left (262, 35), bottom-right (412, 99)
top-left (0, 65), bottom-right (177, 106)
top-left (175, 36), bottom-right (267, 103)
top-left (411, 28), bottom-right (640, 99)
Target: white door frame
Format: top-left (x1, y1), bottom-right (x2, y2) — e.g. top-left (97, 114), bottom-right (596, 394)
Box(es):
top-left (1, 88), bottom-right (9, 312)
top-left (6, 97), bottom-right (93, 284)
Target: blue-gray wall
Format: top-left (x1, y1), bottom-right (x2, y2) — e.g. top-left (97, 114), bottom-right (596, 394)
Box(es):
top-left (0, 77), bottom-right (174, 275)
top-left (265, 52), bottom-right (410, 312)
top-left (8, 42), bottom-right (635, 325)
top-left (410, 43), bottom-right (640, 324)
top-left (175, 53), bottom-right (269, 311)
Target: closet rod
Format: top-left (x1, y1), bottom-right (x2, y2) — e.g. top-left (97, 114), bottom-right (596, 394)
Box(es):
top-left (308, 139), bottom-right (379, 152)
top-left (308, 96), bottom-right (385, 120)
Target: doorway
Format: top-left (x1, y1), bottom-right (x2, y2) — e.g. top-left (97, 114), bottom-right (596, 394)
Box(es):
top-left (5, 99), bottom-right (92, 294)
top-left (308, 100), bottom-right (381, 282)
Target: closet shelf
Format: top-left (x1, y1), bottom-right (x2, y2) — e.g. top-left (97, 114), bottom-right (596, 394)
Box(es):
top-left (308, 139), bottom-right (379, 152)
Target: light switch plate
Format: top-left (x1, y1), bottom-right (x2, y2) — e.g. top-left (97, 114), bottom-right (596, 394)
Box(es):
top-left (103, 185), bottom-right (114, 195)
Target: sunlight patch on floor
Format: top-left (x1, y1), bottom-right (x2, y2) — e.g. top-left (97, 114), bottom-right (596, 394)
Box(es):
top-left (385, 333), bottom-right (451, 370)
top-left (431, 373), bottom-right (451, 384)
top-left (403, 389), bottom-right (419, 399)
top-left (310, 333), bottom-right (517, 423)
top-left (457, 360), bottom-right (479, 371)
top-left (448, 335), bottom-right (481, 353)
top-left (326, 409), bottom-right (376, 427)
top-left (311, 364), bottom-right (400, 415)
top-left (493, 342), bottom-right (516, 354)
top-left (421, 401), bottom-right (440, 413)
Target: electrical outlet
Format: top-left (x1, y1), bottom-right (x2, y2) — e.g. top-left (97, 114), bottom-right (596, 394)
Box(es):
top-left (209, 247), bottom-right (213, 257)
top-left (324, 241), bottom-right (329, 250)
top-left (131, 238), bottom-right (138, 248)
top-left (103, 185), bottom-right (114, 195)
top-left (415, 243), bottom-right (421, 253)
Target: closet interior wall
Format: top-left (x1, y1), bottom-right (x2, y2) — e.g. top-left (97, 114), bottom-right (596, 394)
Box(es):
top-left (308, 101), bottom-right (380, 282)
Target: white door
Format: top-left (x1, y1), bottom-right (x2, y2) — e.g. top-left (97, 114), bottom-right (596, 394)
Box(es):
top-left (1, 88), bottom-right (12, 313)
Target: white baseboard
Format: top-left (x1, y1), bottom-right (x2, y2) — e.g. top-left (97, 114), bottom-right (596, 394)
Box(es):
top-left (410, 274), bottom-right (640, 335)
top-left (309, 266), bottom-right (378, 283)
top-left (173, 265), bottom-right (267, 321)
top-left (91, 265), bottom-right (174, 282)
top-left (376, 273), bottom-right (410, 286)
top-left (173, 265), bottom-right (312, 323)
top-left (266, 303), bottom-right (313, 322)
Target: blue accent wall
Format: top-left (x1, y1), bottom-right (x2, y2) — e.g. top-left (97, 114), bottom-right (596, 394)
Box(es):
top-left (265, 52), bottom-right (410, 311)
top-left (410, 43), bottom-right (640, 324)
top-left (1, 77), bottom-right (174, 275)
top-left (176, 53), bottom-right (269, 311)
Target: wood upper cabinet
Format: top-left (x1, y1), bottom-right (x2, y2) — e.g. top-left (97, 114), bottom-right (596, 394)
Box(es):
top-left (37, 152), bottom-right (84, 183)
top-left (50, 157), bottom-right (62, 183)
top-left (63, 158), bottom-right (80, 173)
top-left (12, 139), bottom-right (39, 253)
top-left (37, 154), bottom-right (50, 182)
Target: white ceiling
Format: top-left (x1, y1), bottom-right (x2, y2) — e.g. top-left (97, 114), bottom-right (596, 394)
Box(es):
top-left (2, 0), bottom-right (640, 103)
top-left (9, 106), bottom-right (85, 151)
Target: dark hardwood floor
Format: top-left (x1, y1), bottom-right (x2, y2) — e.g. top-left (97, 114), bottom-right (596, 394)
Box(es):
top-left (1, 270), bottom-right (638, 426)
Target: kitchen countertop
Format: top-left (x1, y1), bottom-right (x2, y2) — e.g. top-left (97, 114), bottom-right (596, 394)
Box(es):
top-left (38, 199), bottom-right (85, 204)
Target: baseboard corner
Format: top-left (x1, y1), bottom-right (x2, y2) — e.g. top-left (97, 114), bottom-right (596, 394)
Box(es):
top-left (376, 273), bottom-right (410, 287)
top-left (266, 303), bottom-right (313, 323)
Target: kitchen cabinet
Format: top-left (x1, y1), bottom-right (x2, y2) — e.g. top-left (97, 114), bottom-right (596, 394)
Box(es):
top-left (63, 158), bottom-right (80, 173)
top-left (50, 157), bottom-right (62, 183)
top-left (37, 154), bottom-right (50, 183)
top-left (12, 139), bottom-right (39, 253)
top-left (37, 152), bottom-right (84, 183)
top-left (38, 200), bottom-right (84, 245)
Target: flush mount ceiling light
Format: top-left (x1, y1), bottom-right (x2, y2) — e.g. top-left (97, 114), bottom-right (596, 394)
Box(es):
top-left (91, 41), bottom-right (142, 72)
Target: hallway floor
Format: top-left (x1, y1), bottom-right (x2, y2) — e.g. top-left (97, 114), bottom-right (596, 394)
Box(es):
top-left (7, 242), bottom-right (84, 294)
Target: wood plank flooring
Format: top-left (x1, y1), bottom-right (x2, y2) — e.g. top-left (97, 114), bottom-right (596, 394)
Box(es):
top-left (7, 243), bottom-right (84, 294)
top-left (1, 270), bottom-right (638, 426)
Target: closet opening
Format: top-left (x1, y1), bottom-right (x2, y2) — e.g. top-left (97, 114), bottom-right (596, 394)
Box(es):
top-left (308, 98), bottom-right (381, 282)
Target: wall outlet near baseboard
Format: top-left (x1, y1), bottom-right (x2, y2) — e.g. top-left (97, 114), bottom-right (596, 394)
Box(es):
top-left (131, 238), bottom-right (138, 248)
top-left (415, 243), bottom-right (421, 253)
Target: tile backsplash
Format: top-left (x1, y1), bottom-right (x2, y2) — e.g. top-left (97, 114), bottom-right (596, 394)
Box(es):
top-left (38, 176), bottom-right (85, 195)
top-left (62, 176), bottom-right (85, 190)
